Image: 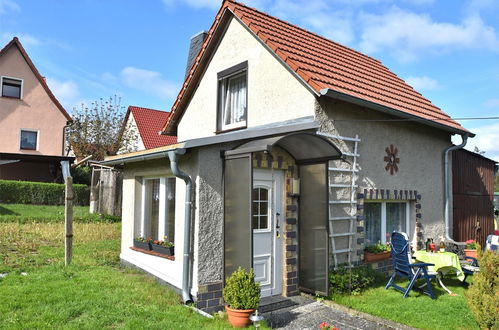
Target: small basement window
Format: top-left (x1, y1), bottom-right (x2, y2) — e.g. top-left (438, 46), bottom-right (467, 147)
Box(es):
top-left (2, 77), bottom-right (22, 99)
top-left (140, 177), bottom-right (176, 244)
top-left (218, 61), bottom-right (247, 131)
top-left (20, 130), bottom-right (38, 150)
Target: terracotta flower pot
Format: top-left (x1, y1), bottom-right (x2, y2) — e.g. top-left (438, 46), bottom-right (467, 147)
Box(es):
top-left (464, 249), bottom-right (477, 259)
top-left (225, 305), bottom-right (255, 328)
top-left (364, 250), bottom-right (391, 263)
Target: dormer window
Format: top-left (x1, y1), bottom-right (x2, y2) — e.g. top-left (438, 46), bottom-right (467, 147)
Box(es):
top-left (1, 76), bottom-right (23, 99)
top-left (217, 61), bottom-right (247, 132)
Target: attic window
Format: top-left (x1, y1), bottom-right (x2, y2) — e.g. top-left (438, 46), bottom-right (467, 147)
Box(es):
top-left (218, 61), bottom-right (247, 132)
top-left (2, 77), bottom-right (22, 99)
top-left (20, 130), bottom-right (37, 150)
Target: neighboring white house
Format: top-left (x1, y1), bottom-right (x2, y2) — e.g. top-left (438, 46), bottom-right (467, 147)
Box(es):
top-left (102, 0), bottom-right (473, 314)
top-left (120, 106), bottom-right (177, 153)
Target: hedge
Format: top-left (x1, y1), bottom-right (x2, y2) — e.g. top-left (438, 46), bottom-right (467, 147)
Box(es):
top-left (0, 180), bottom-right (90, 206)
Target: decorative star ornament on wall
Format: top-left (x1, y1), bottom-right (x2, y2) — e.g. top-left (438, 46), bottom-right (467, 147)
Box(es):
top-left (384, 144), bottom-right (400, 175)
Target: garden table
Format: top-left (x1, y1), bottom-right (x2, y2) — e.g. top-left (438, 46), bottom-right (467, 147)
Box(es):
top-left (413, 250), bottom-right (465, 295)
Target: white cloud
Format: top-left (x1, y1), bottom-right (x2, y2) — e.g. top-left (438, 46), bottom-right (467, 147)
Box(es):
top-left (162, 0), bottom-right (221, 10)
top-left (1, 32), bottom-right (40, 47)
top-left (46, 78), bottom-right (81, 110)
top-left (401, 0), bottom-right (434, 5)
top-left (359, 8), bottom-right (499, 62)
top-left (483, 98), bottom-right (499, 107)
top-left (0, 0), bottom-right (20, 15)
top-left (120, 67), bottom-right (179, 99)
top-left (405, 75), bottom-right (439, 91)
top-left (465, 122), bottom-right (499, 161)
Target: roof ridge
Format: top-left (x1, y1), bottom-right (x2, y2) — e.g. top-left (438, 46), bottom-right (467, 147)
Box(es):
top-left (228, 1), bottom-right (383, 66)
top-left (129, 105), bottom-right (167, 113)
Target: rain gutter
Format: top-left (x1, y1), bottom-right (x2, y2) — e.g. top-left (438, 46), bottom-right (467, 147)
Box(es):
top-left (167, 149), bottom-right (193, 304)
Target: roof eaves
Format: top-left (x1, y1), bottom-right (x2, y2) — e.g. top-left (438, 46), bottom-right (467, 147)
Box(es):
top-left (320, 88), bottom-right (475, 137)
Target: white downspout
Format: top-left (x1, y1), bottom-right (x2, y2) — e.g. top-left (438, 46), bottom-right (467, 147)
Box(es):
top-left (443, 133), bottom-right (469, 242)
top-left (167, 149), bottom-right (194, 304)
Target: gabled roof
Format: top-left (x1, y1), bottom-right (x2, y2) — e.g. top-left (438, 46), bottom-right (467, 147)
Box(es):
top-left (163, 0), bottom-right (469, 136)
top-left (126, 106), bottom-right (177, 149)
top-left (0, 37), bottom-right (72, 121)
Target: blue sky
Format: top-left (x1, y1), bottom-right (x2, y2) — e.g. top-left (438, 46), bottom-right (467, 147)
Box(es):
top-left (1, 0), bottom-right (498, 159)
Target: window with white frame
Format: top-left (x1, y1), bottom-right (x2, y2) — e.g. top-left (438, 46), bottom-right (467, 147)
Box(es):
top-left (218, 61), bottom-right (247, 131)
top-left (141, 177), bottom-right (176, 243)
top-left (252, 187), bottom-right (269, 230)
top-left (20, 130), bottom-right (38, 150)
top-left (1, 76), bottom-right (23, 99)
top-left (364, 201), bottom-right (410, 244)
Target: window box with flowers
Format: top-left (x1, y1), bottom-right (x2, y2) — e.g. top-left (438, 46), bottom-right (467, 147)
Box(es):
top-left (464, 240), bottom-right (477, 259)
top-left (134, 237), bottom-right (152, 251)
top-left (364, 242), bottom-right (391, 263)
top-left (151, 238), bottom-right (174, 256)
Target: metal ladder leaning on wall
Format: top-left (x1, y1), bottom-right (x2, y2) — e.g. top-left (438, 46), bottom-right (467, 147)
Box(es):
top-left (318, 132), bottom-right (361, 268)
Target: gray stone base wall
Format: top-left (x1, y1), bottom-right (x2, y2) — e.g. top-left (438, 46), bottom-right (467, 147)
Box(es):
top-left (196, 282), bottom-right (224, 314)
top-left (366, 258), bottom-right (393, 277)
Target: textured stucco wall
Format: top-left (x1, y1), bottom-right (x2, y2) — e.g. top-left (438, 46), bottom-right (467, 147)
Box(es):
top-left (0, 44), bottom-right (67, 156)
top-left (196, 145), bottom-right (224, 285)
top-left (177, 16), bottom-right (316, 141)
top-left (316, 98), bottom-right (453, 243)
top-left (120, 154), bottom-right (200, 295)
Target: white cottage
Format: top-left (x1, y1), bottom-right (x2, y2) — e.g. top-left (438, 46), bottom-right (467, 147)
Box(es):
top-left (101, 0), bottom-right (473, 313)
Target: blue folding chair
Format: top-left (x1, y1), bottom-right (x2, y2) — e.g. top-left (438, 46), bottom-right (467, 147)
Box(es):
top-left (385, 231), bottom-right (436, 299)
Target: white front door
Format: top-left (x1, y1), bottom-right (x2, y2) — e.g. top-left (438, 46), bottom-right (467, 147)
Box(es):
top-left (252, 169), bottom-right (284, 297)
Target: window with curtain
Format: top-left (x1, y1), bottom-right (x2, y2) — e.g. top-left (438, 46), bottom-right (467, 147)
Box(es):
top-left (364, 201), bottom-right (409, 245)
top-left (141, 177), bottom-right (176, 244)
top-left (218, 63), bottom-right (247, 131)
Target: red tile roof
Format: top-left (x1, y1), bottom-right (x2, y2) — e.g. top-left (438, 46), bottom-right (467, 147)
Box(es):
top-left (127, 106), bottom-right (177, 149)
top-left (164, 0), bottom-right (469, 136)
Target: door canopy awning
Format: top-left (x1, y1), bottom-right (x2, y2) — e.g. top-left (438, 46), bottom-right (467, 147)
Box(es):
top-left (224, 132), bottom-right (342, 164)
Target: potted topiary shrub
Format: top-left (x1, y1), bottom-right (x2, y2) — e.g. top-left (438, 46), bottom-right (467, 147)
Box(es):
top-left (464, 240), bottom-right (478, 259)
top-left (364, 242), bottom-right (391, 263)
top-left (223, 267), bottom-right (260, 328)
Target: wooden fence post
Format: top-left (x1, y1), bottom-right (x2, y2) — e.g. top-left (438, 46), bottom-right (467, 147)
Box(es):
top-left (65, 176), bottom-right (74, 266)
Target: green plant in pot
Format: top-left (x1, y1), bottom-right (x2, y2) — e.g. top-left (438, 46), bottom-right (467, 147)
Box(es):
top-left (364, 242), bottom-right (391, 263)
top-left (223, 267), bottom-right (260, 328)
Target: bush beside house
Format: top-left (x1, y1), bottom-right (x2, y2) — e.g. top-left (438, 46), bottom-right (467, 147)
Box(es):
top-left (0, 180), bottom-right (89, 205)
top-left (465, 250), bottom-right (499, 329)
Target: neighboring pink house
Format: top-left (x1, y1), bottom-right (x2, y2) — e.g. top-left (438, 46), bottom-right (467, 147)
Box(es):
top-left (121, 106), bottom-right (177, 152)
top-left (0, 37), bottom-right (73, 182)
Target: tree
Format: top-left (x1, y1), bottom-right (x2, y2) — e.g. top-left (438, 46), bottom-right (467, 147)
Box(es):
top-left (67, 95), bottom-right (137, 161)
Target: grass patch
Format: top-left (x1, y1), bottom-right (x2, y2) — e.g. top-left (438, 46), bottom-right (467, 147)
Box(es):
top-left (330, 275), bottom-right (478, 330)
top-left (0, 217), bottom-right (254, 328)
top-left (0, 203), bottom-right (119, 223)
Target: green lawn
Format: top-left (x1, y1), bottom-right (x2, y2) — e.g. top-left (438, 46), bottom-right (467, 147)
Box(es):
top-left (330, 275), bottom-right (479, 330)
top-left (0, 210), bottom-right (249, 329)
top-left (0, 203), bottom-right (119, 223)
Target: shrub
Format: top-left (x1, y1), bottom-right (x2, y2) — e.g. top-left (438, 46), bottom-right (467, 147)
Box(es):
top-left (0, 180), bottom-right (89, 206)
top-left (223, 267), bottom-right (260, 310)
top-left (329, 265), bottom-right (382, 295)
top-left (71, 166), bottom-right (91, 185)
top-left (465, 249), bottom-right (499, 329)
